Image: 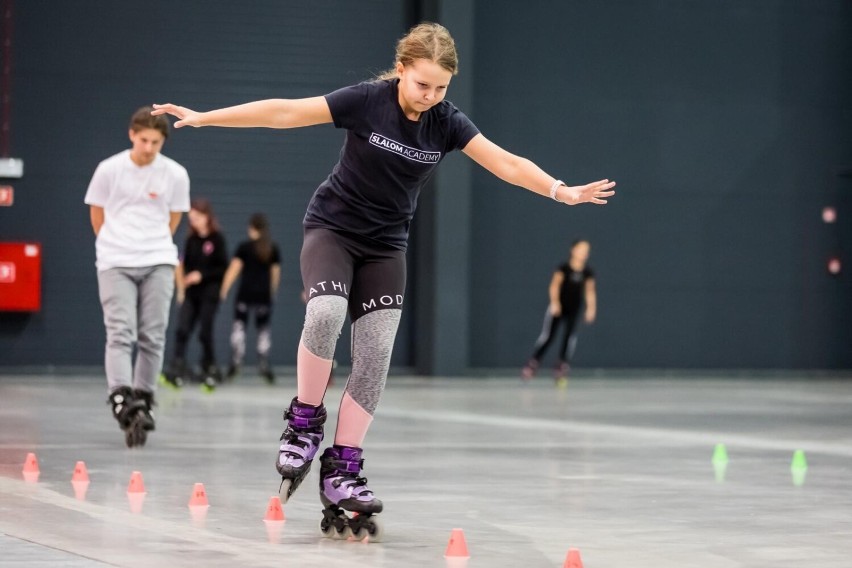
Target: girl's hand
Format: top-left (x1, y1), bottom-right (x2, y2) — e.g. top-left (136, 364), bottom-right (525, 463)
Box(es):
top-left (184, 271), bottom-right (202, 286)
top-left (585, 309), bottom-right (596, 323)
top-left (559, 179), bottom-right (616, 205)
top-left (152, 103), bottom-right (203, 128)
top-left (550, 302), bottom-right (562, 317)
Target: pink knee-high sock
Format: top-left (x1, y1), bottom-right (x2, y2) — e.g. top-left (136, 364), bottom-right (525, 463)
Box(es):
top-left (334, 392), bottom-right (373, 448)
top-left (296, 340), bottom-right (333, 406)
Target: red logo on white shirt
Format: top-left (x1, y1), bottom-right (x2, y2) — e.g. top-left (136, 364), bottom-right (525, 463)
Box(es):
top-left (148, 192), bottom-right (159, 199)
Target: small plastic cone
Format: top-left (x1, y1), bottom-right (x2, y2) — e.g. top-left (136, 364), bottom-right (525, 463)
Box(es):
top-left (790, 450), bottom-right (808, 487)
top-left (711, 443), bottom-right (728, 465)
top-left (264, 496), bottom-right (285, 522)
top-left (444, 528), bottom-right (470, 558)
top-left (22, 452), bottom-right (40, 483)
top-left (791, 450), bottom-right (808, 471)
top-left (71, 461), bottom-right (89, 483)
top-left (563, 548), bottom-right (584, 568)
top-left (188, 483), bottom-right (209, 507)
top-left (127, 471), bottom-right (145, 493)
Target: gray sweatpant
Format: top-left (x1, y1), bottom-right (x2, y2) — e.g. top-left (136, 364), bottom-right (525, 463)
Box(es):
top-left (97, 265), bottom-right (174, 394)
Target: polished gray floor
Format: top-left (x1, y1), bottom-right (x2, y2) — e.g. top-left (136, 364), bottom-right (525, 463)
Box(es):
top-left (1, 372), bottom-right (851, 567)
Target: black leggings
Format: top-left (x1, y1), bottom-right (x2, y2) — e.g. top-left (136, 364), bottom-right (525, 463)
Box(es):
top-left (530, 308), bottom-right (580, 364)
top-left (174, 291), bottom-right (220, 366)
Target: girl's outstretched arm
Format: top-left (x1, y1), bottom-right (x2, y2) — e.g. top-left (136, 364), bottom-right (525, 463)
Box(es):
top-left (462, 133), bottom-right (616, 205)
top-left (151, 97), bottom-right (333, 129)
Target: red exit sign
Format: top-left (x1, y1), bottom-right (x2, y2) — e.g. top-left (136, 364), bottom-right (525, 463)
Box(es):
top-left (0, 186), bottom-right (13, 206)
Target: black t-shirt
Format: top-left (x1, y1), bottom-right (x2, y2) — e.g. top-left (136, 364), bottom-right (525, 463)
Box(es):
top-left (234, 240), bottom-right (281, 303)
top-left (182, 232), bottom-right (228, 296)
top-left (304, 79), bottom-right (480, 251)
top-left (557, 263), bottom-right (594, 314)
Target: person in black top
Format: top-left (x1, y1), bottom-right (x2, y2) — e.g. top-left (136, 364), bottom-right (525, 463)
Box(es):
top-left (521, 239), bottom-right (597, 386)
top-left (162, 198), bottom-right (228, 390)
top-left (153, 22), bottom-right (615, 536)
top-left (220, 213), bottom-right (281, 383)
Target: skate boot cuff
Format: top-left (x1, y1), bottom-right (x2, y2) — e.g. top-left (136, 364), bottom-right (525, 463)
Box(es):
top-left (284, 397), bottom-right (327, 429)
top-left (322, 446), bottom-right (364, 473)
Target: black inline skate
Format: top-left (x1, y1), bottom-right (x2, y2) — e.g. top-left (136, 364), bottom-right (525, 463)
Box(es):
top-left (159, 358), bottom-right (186, 390)
top-left (108, 386), bottom-right (153, 448)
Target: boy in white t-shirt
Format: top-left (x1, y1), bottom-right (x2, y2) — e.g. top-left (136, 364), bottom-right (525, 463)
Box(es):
top-left (84, 106), bottom-right (190, 447)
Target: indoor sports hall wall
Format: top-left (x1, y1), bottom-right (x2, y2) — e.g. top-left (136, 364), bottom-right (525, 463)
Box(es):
top-left (468, 0), bottom-right (852, 369)
top-left (0, 1), bottom-right (410, 368)
top-left (1, 1), bottom-right (850, 371)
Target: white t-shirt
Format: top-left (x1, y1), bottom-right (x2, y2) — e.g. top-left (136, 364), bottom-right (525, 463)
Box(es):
top-left (85, 149), bottom-right (190, 271)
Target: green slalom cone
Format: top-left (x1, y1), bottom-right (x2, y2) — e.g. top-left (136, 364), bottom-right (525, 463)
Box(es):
top-left (712, 443), bottom-right (729, 483)
top-left (790, 449), bottom-right (808, 487)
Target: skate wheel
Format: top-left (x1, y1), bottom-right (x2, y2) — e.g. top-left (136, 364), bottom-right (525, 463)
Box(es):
top-left (350, 514), bottom-right (383, 542)
top-left (320, 509), bottom-right (352, 540)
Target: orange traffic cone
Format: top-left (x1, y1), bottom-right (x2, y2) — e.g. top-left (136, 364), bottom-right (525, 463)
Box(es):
top-left (22, 452), bottom-right (40, 483)
top-left (444, 528), bottom-right (470, 558)
top-left (71, 461), bottom-right (90, 500)
top-left (188, 482), bottom-right (209, 507)
top-left (127, 471), bottom-right (145, 493)
top-left (563, 548), bottom-right (584, 568)
top-left (71, 461), bottom-right (89, 482)
top-left (188, 483), bottom-right (210, 526)
top-left (263, 496), bottom-right (286, 543)
top-left (264, 496), bottom-right (285, 521)
top-left (126, 471), bottom-right (146, 513)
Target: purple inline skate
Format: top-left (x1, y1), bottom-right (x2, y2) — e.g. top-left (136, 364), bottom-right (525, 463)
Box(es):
top-left (318, 445), bottom-right (384, 541)
top-left (276, 397), bottom-right (326, 502)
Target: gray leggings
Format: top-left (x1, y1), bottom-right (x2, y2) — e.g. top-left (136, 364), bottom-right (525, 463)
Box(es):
top-left (97, 265), bottom-right (174, 393)
top-left (300, 228), bottom-right (405, 414)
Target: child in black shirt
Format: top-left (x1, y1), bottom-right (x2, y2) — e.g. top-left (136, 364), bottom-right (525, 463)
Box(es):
top-left (522, 239), bottom-right (598, 386)
top-left (154, 22), bottom-right (615, 538)
top-left (163, 198), bottom-right (228, 390)
top-left (220, 213), bottom-right (281, 383)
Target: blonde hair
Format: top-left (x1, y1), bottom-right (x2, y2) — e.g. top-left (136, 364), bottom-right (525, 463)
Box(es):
top-left (378, 22), bottom-right (458, 80)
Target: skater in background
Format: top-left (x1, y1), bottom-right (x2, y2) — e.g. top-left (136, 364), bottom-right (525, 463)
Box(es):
top-left (220, 212), bottom-right (281, 383)
top-left (153, 21), bottom-right (614, 537)
top-left (521, 239), bottom-right (597, 385)
top-left (84, 106), bottom-right (190, 446)
top-left (162, 198), bottom-right (228, 390)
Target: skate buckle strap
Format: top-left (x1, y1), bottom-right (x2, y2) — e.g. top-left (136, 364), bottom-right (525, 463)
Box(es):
top-left (285, 413), bottom-right (315, 429)
top-left (328, 457), bottom-right (364, 474)
top-left (283, 399), bottom-right (326, 429)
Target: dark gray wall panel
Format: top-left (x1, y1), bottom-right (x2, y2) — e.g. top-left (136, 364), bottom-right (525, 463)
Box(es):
top-left (0, 1), bottom-right (408, 367)
top-left (469, 0), bottom-right (852, 368)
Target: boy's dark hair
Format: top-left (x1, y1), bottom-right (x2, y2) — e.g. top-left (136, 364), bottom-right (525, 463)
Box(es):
top-left (129, 106), bottom-right (169, 139)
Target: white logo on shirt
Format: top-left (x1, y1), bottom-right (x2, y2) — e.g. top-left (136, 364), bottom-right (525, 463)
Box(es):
top-left (369, 133), bottom-right (441, 164)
